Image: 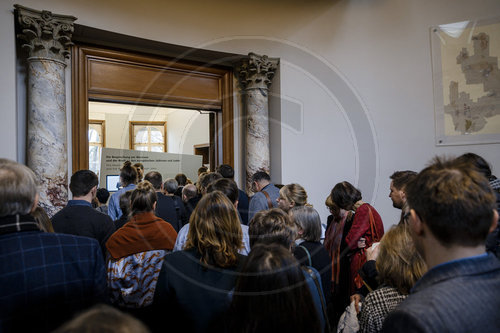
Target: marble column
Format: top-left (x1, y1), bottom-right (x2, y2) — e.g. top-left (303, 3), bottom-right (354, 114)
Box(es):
top-left (238, 53), bottom-right (279, 195)
top-left (15, 5), bottom-right (77, 217)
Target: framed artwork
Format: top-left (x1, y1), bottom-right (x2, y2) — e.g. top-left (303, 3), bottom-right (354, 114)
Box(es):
top-left (430, 16), bottom-right (500, 145)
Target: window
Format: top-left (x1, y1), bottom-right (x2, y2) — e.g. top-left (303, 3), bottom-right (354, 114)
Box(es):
top-left (89, 120), bottom-right (105, 177)
top-left (130, 121), bottom-right (167, 152)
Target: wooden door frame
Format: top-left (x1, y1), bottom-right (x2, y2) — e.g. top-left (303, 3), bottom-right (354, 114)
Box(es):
top-left (71, 44), bottom-right (233, 173)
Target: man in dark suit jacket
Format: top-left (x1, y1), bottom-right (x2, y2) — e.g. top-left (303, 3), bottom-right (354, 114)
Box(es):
top-left (216, 164), bottom-right (249, 224)
top-left (0, 160), bottom-right (108, 333)
top-left (52, 170), bottom-right (116, 256)
top-left (144, 171), bottom-right (187, 232)
top-left (182, 184), bottom-right (200, 222)
top-left (382, 156), bottom-right (500, 332)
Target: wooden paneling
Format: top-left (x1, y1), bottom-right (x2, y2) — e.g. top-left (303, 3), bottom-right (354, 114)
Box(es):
top-left (88, 59), bottom-right (221, 107)
top-left (72, 45), bottom-right (234, 173)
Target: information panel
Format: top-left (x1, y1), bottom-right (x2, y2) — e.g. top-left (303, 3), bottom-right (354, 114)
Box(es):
top-left (100, 147), bottom-right (202, 191)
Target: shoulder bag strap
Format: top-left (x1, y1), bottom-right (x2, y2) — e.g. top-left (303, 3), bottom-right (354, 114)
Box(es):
top-left (298, 245), bottom-right (312, 267)
top-left (262, 190), bottom-right (273, 209)
top-left (303, 267), bottom-right (332, 333)
top-left (368, 207), bottom-right (380, 242)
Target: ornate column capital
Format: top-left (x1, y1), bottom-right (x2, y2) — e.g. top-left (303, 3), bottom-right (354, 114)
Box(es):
top-left (14, 5), bottom-right (77, 63)
top-left (238, 52), bottom-right (279, 91)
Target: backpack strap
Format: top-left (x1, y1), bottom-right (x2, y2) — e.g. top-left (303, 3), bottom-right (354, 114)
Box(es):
top-left (262, 190), bottom-right (273, 209)
top-left (302, 266), bottom-right (332, 333)
top-left (298, 245), bottom-right (312, 267)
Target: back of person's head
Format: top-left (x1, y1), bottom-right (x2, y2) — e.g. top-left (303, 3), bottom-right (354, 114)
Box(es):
top-left (390, 170), bottom-right (417, 191)
top-left (163, 178), bottom-right (178, 194)
top-left (53, 303), bottom-right (150, 333)
top-left (175, 173), bottom-right (187, 186)
top-left (406, 156), bottom-right (496, 247)
top-left (69, 170), bottom-right (98, 197)
top-left (119, 190), bottom-right (133, 218)
top-left (144, 171), bottom-right (162, 190)
top-left (330, 181), bottom-right (362, 210)
top-left (279, 183), bottom-right (308, 207)
top-left (182, 184), bottom-right (198, 201)
top-left (455, 152), bottom-right (492, 179)
top-left (251, 171), bottom-right (271, 183)
top-left (120, 161), bottom-right (138, 186)
top-left (249, 208), bottom-right (297, 249)
top-left (0, 159), bottom-right (38, 216)
top-left (229, 243), bottom-right (320, 333)
top-left (376, 224), bottom-right (427, 295)
top-left (133, 162), bottom-right (144, 182)
top-left (198, 172), bottom-right (223, 195)
top-left (289, 206), bottom-right (322, 242)
top-left (206, 178), bottom-right (239, 204)
top-left (96, 188), bottom-right (110, 204)
top-left (31, 206), bottom-right (54, 232)
top-left (130, 181), bottom-right (157, 216)
top-left (216, 164), bottom-right (235, 179)
top-left (197, 166), bottom-right (208, 175)
top-left (185, 191), bottom-right (242, 267)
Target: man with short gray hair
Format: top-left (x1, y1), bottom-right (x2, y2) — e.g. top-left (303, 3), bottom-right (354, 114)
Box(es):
top-left (0, 160), bottom-right (108, 332)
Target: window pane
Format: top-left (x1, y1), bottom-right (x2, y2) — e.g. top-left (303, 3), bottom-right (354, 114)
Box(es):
top-left (135, 128), bottom-right (149, 143)
top-left (89, 145), bottom-right (100, 175)
top-left (151, 146), bottom-right (164, 152)
top-left (135, 145), bottom-right (148, 151)
top-left (88, 128), bottom-right (100, 143)
top-left (150, 128), bottom-right (164, 143)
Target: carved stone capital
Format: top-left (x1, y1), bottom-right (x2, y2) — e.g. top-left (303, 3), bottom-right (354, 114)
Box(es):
top-left (238, 52), bottom-right (279, 90)
top-left (14, 5), bottom-right (77, 62)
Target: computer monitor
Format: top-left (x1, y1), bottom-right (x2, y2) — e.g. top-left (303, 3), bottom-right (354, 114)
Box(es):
top-left (106, 175), bottom-right (121, 192)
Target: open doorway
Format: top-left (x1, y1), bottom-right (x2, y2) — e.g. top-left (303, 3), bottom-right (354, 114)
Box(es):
top-left (72, 44), bottom-right (234, 174)
top-left (88, 101), bottom-right (212, 178)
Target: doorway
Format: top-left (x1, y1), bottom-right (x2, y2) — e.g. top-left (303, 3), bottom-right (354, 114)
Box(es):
top-left (71, 44), bottom-right (234, 173)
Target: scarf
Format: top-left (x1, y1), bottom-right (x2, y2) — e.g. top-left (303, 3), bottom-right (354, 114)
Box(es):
top-left (0, 214), bottom-right (40, 235)
top-left (324, 211), bottom-right (351, 285)
top-left (106, 211), bottom-right (177, 259)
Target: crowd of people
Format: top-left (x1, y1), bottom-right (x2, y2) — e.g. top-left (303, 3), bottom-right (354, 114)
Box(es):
top-left (0, 153), bottom-right (499, 333)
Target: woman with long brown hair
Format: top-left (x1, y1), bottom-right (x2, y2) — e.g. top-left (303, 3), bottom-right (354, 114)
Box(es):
top-left (154, 191), bottom-right (244, 333)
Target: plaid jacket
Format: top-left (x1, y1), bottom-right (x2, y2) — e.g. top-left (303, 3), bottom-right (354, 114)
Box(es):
top-left (359, 286), bottom-right (407, 333)
top-left (0, 214), bottom-right (108, 332)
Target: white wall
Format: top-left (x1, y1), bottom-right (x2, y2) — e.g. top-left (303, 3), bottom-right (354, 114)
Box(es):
top-left (166, 110), bottom-right (210, 155)
top-left (3, 0), bottom-right (500, 229)
top-left (89, 102), bottom-right (209, 153)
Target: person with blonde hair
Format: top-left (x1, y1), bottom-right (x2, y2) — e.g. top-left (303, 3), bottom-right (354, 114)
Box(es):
top-left (105, 180), bottom-right (177, 313)
top-left (276, 183), bottom-right (308, 213)
top-left (359, 224), bottom-right (426, 333)
top-left (154, 191), bottom-right (244, 333)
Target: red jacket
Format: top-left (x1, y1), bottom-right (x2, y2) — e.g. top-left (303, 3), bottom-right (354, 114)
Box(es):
top-left (345, 203), bottom-right (384, 250)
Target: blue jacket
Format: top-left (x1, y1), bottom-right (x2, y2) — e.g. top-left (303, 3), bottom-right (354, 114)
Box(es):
top-left (108, 183), bottom-right (136, 220)
top-left (248, 183), bottom-right (280, 223)
top-left (382, 252), bottom-right (500, 332)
